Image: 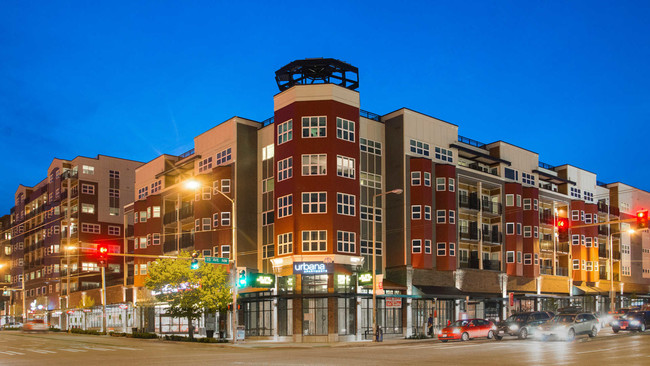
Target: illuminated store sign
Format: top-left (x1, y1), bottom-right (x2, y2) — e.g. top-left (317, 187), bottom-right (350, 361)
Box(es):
top-left (293, 262), bottom-right (333, 275)
top-left (358, 272), bottom-right (372, 285)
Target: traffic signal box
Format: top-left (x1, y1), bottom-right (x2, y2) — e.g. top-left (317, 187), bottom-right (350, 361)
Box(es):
top-left (191, 251), bottom-right (200, 270)
top-left (97, 244), bottom-right (109, 268)
top-left (556, 217), bottom-right (569, 240)
top-left (637, 210), bottom-right (648, 229)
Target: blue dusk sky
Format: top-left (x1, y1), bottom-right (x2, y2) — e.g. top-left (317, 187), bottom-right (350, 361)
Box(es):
top-left (1, 1), bottom-right (649, 211)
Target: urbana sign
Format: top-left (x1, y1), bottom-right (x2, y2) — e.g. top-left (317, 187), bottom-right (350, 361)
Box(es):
top-left (293, 261), bottom-right (334, 275)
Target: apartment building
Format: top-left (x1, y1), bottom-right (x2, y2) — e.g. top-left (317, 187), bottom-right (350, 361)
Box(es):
top-left (7, 155), bottom-right (141, 327)
top-left (1, 215), bottom-right (12, 324)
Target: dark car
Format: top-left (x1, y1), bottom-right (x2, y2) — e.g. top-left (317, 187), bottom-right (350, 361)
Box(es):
top-left (495, 311), bottom-right (554, 340)
top-left (612, 311), bottom-right (650, 333)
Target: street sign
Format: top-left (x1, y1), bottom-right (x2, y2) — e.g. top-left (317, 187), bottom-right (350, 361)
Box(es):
top-left (205, 256), bottom-right (229, 264)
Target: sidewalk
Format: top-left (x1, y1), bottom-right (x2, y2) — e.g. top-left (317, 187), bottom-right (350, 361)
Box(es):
top-left (228, 336), bottom-right (436, 349)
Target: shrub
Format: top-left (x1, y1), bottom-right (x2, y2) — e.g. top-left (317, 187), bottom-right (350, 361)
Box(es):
top-left (70, 328), bottom-right (106, 336)
top-left (127, 332), bottom-right (158, 339)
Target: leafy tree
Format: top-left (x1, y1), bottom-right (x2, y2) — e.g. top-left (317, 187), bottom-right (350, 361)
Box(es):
top-left (78, 294), bottom-right (95, 330)
top-left (145, 251), bottom-right (231, 339)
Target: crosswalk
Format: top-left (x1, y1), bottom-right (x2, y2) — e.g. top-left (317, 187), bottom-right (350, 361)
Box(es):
top-left (0, 345), bottom-right (142, 357)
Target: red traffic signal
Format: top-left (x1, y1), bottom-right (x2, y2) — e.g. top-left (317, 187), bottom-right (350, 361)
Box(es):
top-left (555, 217), bottom-right (569, 231)
top-left (97, 244), bottom-right (109, 268)
top-left (637, 210), bottom-right (648, 229)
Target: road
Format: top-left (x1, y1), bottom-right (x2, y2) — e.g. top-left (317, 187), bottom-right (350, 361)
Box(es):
top-left (0, 329), bottom-right (648, 365)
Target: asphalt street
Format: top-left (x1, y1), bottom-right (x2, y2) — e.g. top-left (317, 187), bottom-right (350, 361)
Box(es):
top-left (0, 328), bottom-right (649, 365)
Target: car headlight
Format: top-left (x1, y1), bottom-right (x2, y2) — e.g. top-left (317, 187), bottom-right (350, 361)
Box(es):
top-left (452, 328), bottom-right (460, 334)
top-left (631, 320), bottom-right (640, 326)
top-left (438, 330), bottom-right (443, 335)
top-left (612, 320), bottom-right (618, 325)
top-left (509, 324), bottom-right (519, 331)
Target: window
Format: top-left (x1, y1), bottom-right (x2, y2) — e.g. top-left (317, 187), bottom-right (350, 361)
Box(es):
top-left (221, 245), bottom-right (231, 259)
top-left (423, 172), bottom-right (431, 186)
top-left (81, 203), bottom-right (95, 214)
top-left (194, 219), bottom-right (200, 232)
top-left (524, 253), bottom-right (532, 265)
top-left (198, 156), bottom-right (213, 172)
top-left (411, 205), bottom-right (422, 220)
top-left (411, 171), bottom-right (422, 186)
top-left (449, 243), bottom-right (455, 256)
top-left (262, 144), bottom-right (274, 160)
top-left (434, 146), bottom-right (453, 162)
top-left (81, 223), bottom-right (100, 234)
top-left (302, 154), bottom-right (327, 176)
top-left (278, 157), bottom-right (293, 181)
top-left (202, 187), bottom-right (211, 200)
top-left (108, 226), bottom-right (120, 236)
top-left (360, 205), bottom-right (382, 222)
top-left (139, 211), bottom-right (146, 222)
top-left (506, 223), bottom-right (514, 235)
top-left (534, 253), bottom-right (539, 265)
top-left (437, 210), bottom-right (446, 223)
top-left (278, 233), bottom-right (293, 255)
top-left (140, 264), bottom-right (147, 276)
top-left (517, 251), bottom-right (522, 263)
top-left (522, 172), bottom-right (535, 186)
top-left (302, 230), bottom-right (327, 252)
top-left (586, 261), bottom-right (593, 271)
top-left (533, 199), bottom-right (538, 211)
top-left (448, 210), bottom-right (455, 224)
top-left (424, 205), bottom-right (431, 220)
top-left (278, 195), bottom-right (293, 218)
top-left (524, 226), bottom-right (532, 238)
top-left (516, 195), bottom-right (522, 207)
top-left (302, 116), bottom-right (326, 138)
top-left (585, 213), bottom-right (592, 224)
top-left (570, 187), bottom-right (581, 198)
top-left (82, 165), bottom-right (95, 175)
top-left (336, 117), bottom-right (355, 142)
top-left (202, 218), bottom-right (211, 231)
top-left (152, 206), bottom-right (161, 218)
top-left (277, 120), bottom-right (293, 144)
top-left (302, 192), bottom-right (327, 214)
top-left (150, 180), bottom-right (162, 194)
top-left (221, 212), bottom-right (231, 226)
top-left (504, 168), bottom-right (518, 181)
top-left (436, 177), bottom-right (445, 191)
top-left (585, 237), bottom-right (592, 247)
top-left (221, 179), bottom-right (231, 193)
top-left (337, 231), bottom-right (356, 253)
top-left (594, 237), bottom-right (598, 248)
top-left (437, 242), bottom-right (446, 256)
top-left (409, 139), bottom-right (430, 157)
top-left (412, 239), bottom-right (422, 253)
top-left (506, 251), bottom-right (515, 263)
top-left (449, 178), bottom-right (455, 192)
top-left (337, 193), bottom-right (355, 216)
top-left (517, 223), bottom-right (522, 235)
top-left (506, 194), bottom-right (514, 207)
top-left (139, 237), bottom-right (147, 249)
top-left (336, 155), bottom-right (355, 179)
top-left (212, 213), bottom-right (219, 227)
top-left (360, 172), bottom-right (381, 189)
top-left (523, 198), bottom-right (531, 210)
top-left (81, 184), bottom-right (95, 195)
top-left (216, 147), bottom-right (232, 165)
top-left (152, 233), bottom-right (161, 245)
top-left (424, 240), bottom-right (431, 254)
top-left (534, 226), bottom-right (538, 238)
top-left (572, 235), bottom-right (580, 245)
top-left (360, 138), bottom-right (382, 155)
top-left (581, 260), bottom-right (586, 270)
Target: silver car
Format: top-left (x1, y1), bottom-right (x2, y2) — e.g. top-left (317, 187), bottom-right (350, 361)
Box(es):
top-left (537, 313), bottom-right (599, 341)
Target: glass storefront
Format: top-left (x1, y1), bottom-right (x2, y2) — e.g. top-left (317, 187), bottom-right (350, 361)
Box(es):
top-left (302, 297), bottom-right (328, 335)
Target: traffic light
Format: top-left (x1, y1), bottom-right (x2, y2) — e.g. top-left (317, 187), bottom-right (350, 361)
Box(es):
top-left (97, 244), bottom-right (109, 268)
top-left (237, 267), bottom-right (247, 288)
top-left (190, 251), bottom-right (200, 270)
top-left (637, 210), bottom-right (648, 229)
top-left (556, 217), bottom-right (569, 239)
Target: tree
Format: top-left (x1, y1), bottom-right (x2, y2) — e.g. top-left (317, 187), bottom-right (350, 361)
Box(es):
top-left (78, 294), bottom-right (95, 330)
top-left (144, 251), bottom-right (231, 339)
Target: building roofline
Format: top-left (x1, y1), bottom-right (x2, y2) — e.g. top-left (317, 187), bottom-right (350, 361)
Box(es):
top-left (605, 181), bottom-right (650, 195)
top-left (485, 140), bottom-right (539, 157)
top-left (382, 107), bottom-right (458, 128)
top-left (552, 164), bottom-right (598, 176)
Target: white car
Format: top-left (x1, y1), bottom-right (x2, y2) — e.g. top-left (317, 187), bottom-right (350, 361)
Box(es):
top-left (23, 319), bottom-right (48, 333)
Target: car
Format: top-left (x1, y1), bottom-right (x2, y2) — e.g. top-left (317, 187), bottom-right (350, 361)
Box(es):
top-left (612, 311), bottom-right (650, 333)
top-left (537, 313), bottom-right (599, 341)
top-left (495, 311), bottom-right (554, 340)
top-left (2, 322), bottom-right (23, 330)
top-left (438, 318), bottom-right (496, 342)
top-left (22, 319), bottom-right (48, 333)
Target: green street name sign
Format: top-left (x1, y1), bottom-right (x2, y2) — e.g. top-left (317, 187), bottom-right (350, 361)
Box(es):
top-left (205, 256), bottom-right (230, 264)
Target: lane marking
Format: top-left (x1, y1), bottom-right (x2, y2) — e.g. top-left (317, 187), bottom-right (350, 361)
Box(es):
top-left (59, 348), bottom-right (87, 352)
top-left (0, 350), bottom-right (25, 355)
top-left (28, 349), bottom-right (57, 354)
top-left (111, 346), bottom-right (142, 350)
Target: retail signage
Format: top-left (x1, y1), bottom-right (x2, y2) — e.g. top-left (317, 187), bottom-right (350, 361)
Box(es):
top-left (293, 261), bottom-right (333, 275)
top-left (205, 256), bottom-right (229, 264)
top-left (386, 297), bottom-right (402, 308)
top-left (249, 273), bottom-right (276, 288)
top-left (358, 272), bottom-right (372, 285)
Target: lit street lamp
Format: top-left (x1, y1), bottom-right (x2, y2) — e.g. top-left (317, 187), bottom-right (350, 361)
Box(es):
top-left (372, 188), bottom-right (402, 341)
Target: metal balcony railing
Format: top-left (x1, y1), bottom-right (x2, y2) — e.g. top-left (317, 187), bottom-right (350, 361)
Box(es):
top-left (482, 230), bottom-right (502, 244)
top-left (481, 200), bottom-right (502, 215)
top-left (556, 267), bottom-right (569, 276)
top-left (540, 240), bottom-right (554, 252)
top-left (460, 227), bottom-right (479, 241)
top-left (598, 225), bottom-right (609, 236)
top-left (540, 266), bottom-right (553, 275)
top-left (458, 195), bottom-right (480, 210)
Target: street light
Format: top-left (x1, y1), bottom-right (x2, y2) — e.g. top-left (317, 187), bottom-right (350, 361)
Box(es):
top-left (372, 188), bottom-right (403, 342)
top-left (183, 177), bottom-right (238, 344)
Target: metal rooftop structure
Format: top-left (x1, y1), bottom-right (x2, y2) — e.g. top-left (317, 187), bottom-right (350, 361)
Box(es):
top-left (275, 58), bottom-right (359, 92)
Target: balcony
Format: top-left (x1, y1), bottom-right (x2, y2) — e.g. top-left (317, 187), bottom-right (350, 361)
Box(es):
top-left (612, 252), bottom-right (620, 260)
top-left (598, 201), bottom-right (609, 213)
top-left (599, 268), bottom-right (608, 280)
top-left (556, 267), bottom-right (569, 276)
top-left (460, 227), bottom-right (479, 241)
top-left (598, 225), bottom-right (609, 236)
top-left (180, 233), bottom-right (194, 250)
top-left (458, 195), bottom-right (480, 211)
top-left (598, 247), bottom-right (608, 258)
top-left (179, 205), bottom-right (194, 220)
top-left (557, 243), bottom-right (569, 253)
top-left (481, 200), bottom-right (502, 216)
top-left (466, 258), bottom-right (500, 271)
top-left (613, 273), bottom-right (620, 281)
top-left (163, 236), bottom-right (176, 253)
top-left (163, 211), bottom-right (178, 226)
top-left (539, 210), bottom-right (555, 225)
top-left (540, 240), bottom-right (554, 252)
top-left (541, 266), bottom-right (553, 275)
top-left (482, 230), bottom-right (502, 245)
top-left (465, 163), bottom-right (499, 177)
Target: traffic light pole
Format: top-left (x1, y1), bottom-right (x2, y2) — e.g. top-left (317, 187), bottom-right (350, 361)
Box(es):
top-left (101, 266), bottom-right (107, 334)
top-left (231, 197), bottom-right (238, 344)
